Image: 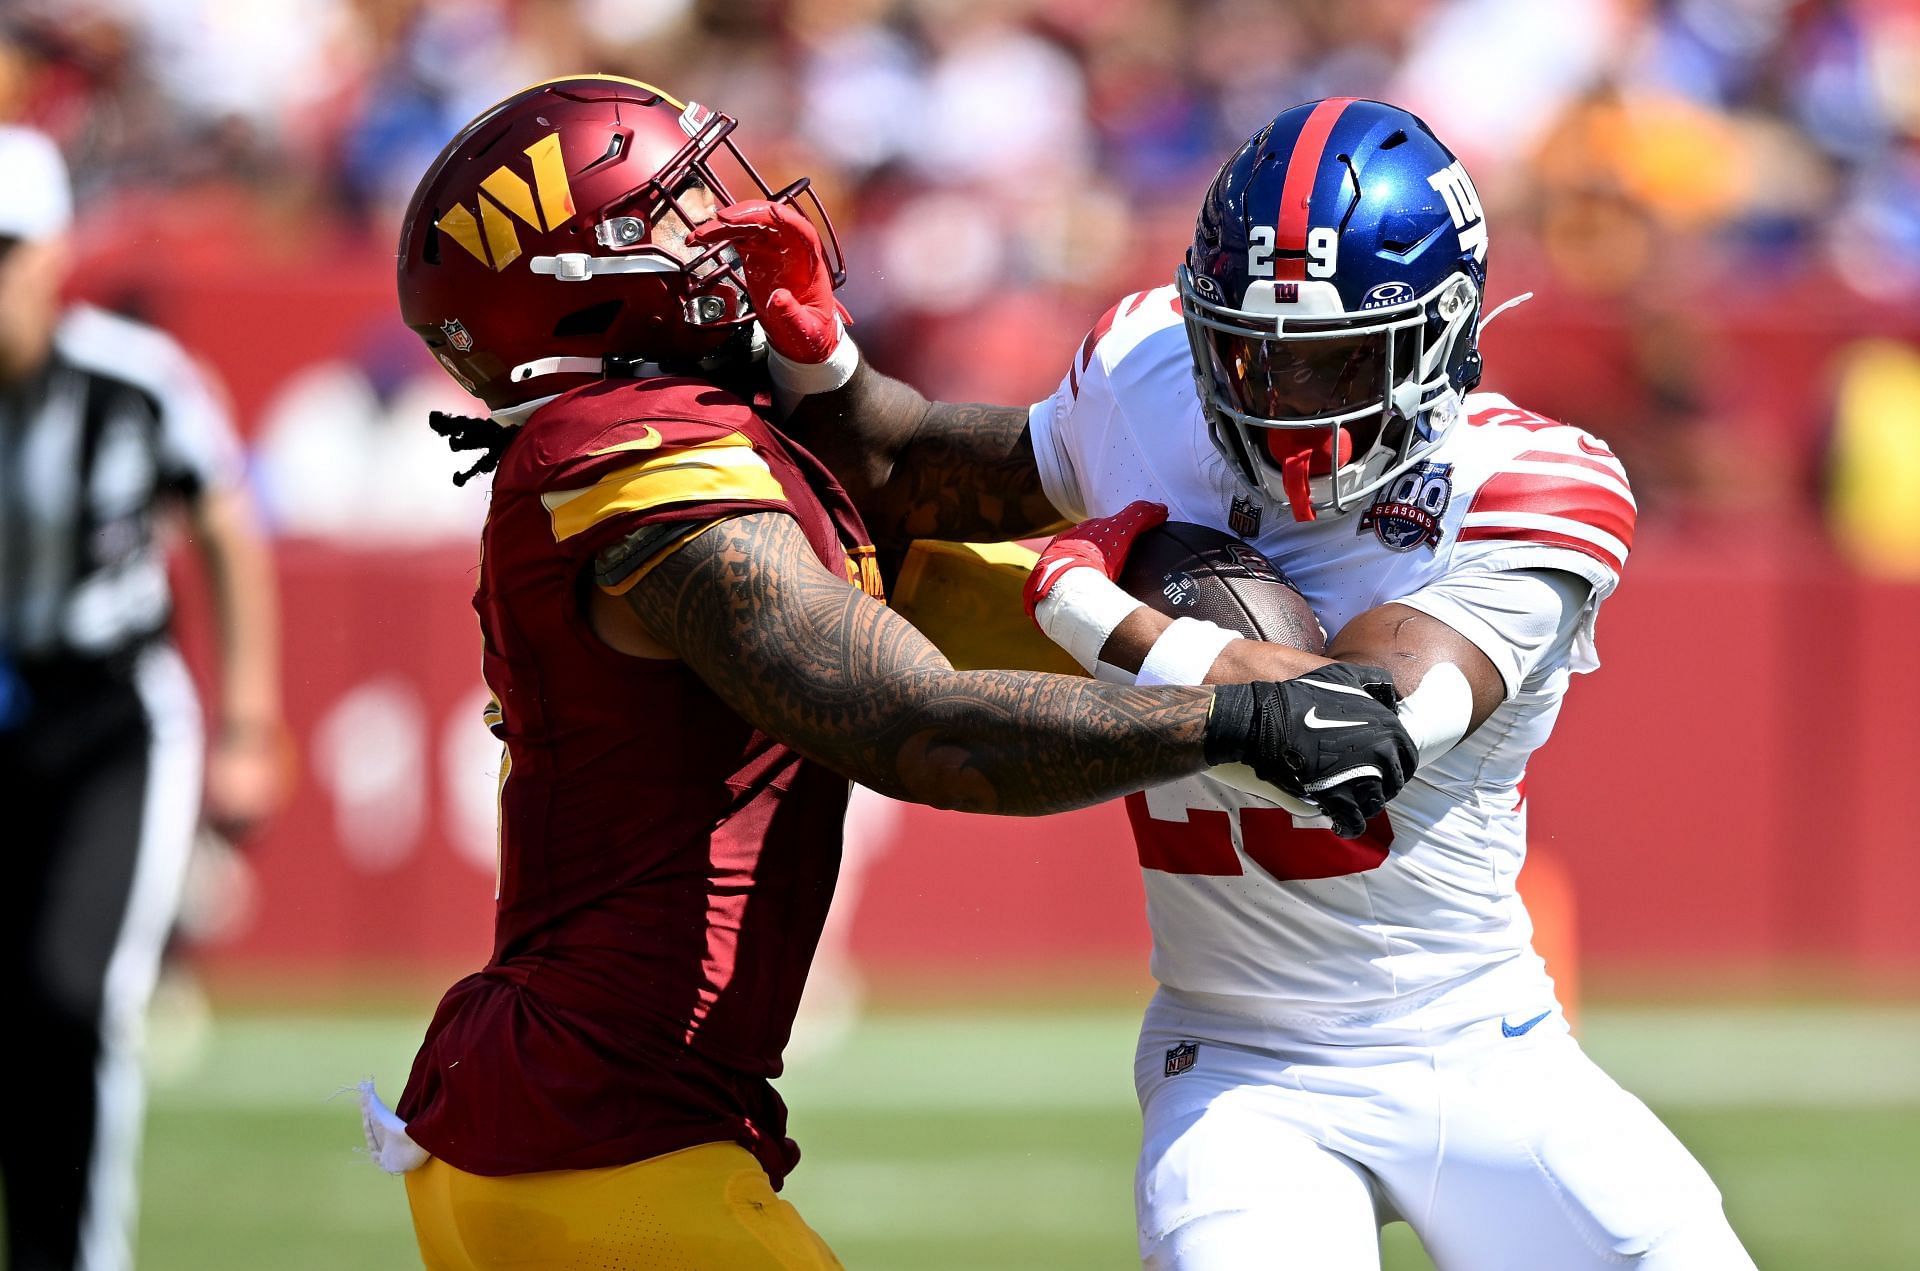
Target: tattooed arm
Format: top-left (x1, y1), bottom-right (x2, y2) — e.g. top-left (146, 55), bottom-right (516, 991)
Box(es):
top-left (620, 509), bottom-right (1211, 814)
top-left (784, 363), bottom-right (1066, 551)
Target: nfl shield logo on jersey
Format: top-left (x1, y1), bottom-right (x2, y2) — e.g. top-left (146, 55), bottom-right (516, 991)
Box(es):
top-left (1228, 495), bottom-right (1262, 539)
top-left (1359, 461), bottom-right (1452, 552)
top-left (1164, 1041), bottom-right (1199, 1077)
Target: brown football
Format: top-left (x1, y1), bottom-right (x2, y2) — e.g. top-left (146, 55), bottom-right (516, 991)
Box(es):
top-left (1116, 521), bottom-right (1327, 654)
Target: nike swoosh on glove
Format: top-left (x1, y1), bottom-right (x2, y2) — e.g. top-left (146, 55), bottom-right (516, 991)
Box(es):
top-left (686, 200), bottom-right (849, 364)
top-left (1206, 664), bottom-right (1418, 839)
top-left (1022, 501), bottom-right (1168, 623)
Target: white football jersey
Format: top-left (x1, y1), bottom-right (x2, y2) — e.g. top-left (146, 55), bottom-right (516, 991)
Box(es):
top-left (1028, 285), bottom-right (1637, 1016)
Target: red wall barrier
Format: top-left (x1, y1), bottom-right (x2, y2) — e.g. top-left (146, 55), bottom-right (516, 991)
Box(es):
top-left (188, 529), bottom-right (1920, 987)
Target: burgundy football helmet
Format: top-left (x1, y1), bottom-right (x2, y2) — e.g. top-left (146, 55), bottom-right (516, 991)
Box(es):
top-left (398, 75), bottom-right (843, 412)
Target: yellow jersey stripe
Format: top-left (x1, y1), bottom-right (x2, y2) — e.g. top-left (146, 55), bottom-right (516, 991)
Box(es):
top-left (543, 439), bottom-right (782, 541)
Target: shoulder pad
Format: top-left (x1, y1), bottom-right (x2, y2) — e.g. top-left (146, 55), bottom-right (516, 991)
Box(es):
top-left (1069, 286), bottom-right (1184, 396)
top-left (507, 378), bottom-right (766, 483)
top-left (1458, 439), bottom-right (1635, 578)
top-left (508, 379), bottom-right (787, 545)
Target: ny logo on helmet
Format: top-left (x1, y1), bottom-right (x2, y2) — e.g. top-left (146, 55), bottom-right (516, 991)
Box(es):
top-left (435, 134), bottom-right (576, 272)
top-left (1426, 161), bottom-right (1486, 264)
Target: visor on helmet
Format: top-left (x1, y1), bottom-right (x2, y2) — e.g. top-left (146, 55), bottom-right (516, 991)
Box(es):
top-left (1207, 321), bottom-right (1419, 422)
top-left (1180, 267), bottom-right (1477, 520)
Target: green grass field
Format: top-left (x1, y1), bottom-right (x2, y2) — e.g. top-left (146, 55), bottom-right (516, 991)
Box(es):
top-left (135, 998), bottom-right (1920, 1269)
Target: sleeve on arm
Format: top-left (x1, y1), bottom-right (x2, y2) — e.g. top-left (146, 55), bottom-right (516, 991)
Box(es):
top-left (1394, 568), bottom-right (1594, 698)
top-left (543, 428), bottom-right (793, 589)
top-left (1454, 439), bottom-right (1635, 598)
top-left (593, 518), bottom-right (732, 594)
top-left (1027, 378), bottom-right (1088, 524)
top-left (154, 348), bottom-right (246, 495)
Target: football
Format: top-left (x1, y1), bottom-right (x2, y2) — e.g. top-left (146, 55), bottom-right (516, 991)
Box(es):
top-left (1116, 521), bottom-right (1327, 655)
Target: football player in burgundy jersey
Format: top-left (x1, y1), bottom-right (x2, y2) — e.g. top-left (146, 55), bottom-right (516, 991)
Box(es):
top-left (718, 99), bottom-right (1754, 1268)
top-left (365, 76), bottom-right (1418, 1269)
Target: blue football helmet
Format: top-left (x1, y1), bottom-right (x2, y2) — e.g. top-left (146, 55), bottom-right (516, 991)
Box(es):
top-left (1178, 98), bottom-right (1488, 521)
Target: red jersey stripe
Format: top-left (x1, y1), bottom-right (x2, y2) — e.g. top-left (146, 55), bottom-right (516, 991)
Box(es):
top-left (1457, 524), bottom-right (1625, 574)
top-left (1078, 293), bottom-right (1135, 372)
top-left (1515, 447), bottom-right (1627, 483)
top-left (1274, 97), bottom-right (1355, 281)
top-left (1469, 473), bottom-right (1637, 550)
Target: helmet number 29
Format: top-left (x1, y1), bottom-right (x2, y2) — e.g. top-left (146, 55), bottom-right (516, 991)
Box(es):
top-left (1246, 226), bottom-right (1338, 279)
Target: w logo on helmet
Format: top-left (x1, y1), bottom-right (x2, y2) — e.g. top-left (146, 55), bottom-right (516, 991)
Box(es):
top-left (435, 134), bottom-right (575, 272)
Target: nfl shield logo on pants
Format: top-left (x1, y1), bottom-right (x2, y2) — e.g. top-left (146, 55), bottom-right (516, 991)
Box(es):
top-left (1164, 1041), bottom-right (1199, 1077)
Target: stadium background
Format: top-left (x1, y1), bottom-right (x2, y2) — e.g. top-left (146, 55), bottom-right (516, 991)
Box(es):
top-left (7, 0), bottom-right (1919, 1266)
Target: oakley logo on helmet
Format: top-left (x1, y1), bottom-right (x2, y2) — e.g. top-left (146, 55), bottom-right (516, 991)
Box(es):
top-left (1426, 161), bottom-right (1486, 264)
top-left (1362, 281), bottom-right (1416, 310)
top-left (434, 133), bottom-right (576, 272)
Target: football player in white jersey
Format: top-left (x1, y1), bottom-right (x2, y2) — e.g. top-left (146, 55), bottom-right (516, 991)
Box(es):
top-left (689, 97), bottom-right (1752, 1269)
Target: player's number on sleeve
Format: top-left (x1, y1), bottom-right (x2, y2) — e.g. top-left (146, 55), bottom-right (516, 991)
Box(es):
top-left (1248, 226), bottom-right (1276, 278)
top-left (1126, 790), bottom-right (1392, 882)
top-left (1307, 228), bottom-right (1338, 278)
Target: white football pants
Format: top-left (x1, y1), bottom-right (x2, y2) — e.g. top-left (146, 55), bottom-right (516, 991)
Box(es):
top-left (1133, 960), bottom-right (1754, 1270)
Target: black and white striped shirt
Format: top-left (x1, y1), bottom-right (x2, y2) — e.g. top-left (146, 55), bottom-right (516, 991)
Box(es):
top-left (0, 304), bottom-right (242, 664)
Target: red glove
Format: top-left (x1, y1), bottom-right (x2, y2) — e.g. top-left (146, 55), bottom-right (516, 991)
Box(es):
top-left (1022, 500), bottom-right (1168, 622)
top-left (687, 200), bottom-right (849, 364)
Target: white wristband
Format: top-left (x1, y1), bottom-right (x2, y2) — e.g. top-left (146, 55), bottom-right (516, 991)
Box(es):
top-left (1034, 568), bottom-right (1144, 673)
top-left (1135, 618), bottom-right (1243, 688)
top-left (767, 316), bottom-right (860, 398)
top-left (1398, 662), bottom-right (1474, 769)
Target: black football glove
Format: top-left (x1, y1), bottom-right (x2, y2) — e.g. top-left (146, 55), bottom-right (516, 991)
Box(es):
top-left (1204, 664), bottom-right (1418, 839)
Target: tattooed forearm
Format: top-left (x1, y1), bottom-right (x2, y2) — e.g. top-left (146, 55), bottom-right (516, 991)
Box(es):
top-left (871, 400), bottom-right (1067, 545)
top-left (782, 364), bottom-right (1067, 548)
top-left (622, 511), bottom-right (1212, 814)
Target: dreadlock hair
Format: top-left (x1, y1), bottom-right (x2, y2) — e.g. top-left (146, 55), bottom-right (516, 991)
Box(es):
top-left (428, 411), bottom-right (517, 487)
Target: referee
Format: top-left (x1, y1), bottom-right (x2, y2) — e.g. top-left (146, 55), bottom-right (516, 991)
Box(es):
top-left (0, 127), bottom-right (283, 1271)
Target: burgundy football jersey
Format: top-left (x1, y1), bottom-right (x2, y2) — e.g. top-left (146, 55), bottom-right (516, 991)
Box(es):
top-left (396, 377), bottom-right (883, 1185)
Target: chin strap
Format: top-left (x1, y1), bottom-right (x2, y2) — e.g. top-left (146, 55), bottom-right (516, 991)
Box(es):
top-left (508, 327), bottom-right (764, 391)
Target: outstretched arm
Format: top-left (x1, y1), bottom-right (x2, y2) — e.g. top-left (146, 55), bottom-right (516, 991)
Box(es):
top-left (785, 364), bottom-right (1066, 550)
top-left (620, 510), bottom-right (1209, 814)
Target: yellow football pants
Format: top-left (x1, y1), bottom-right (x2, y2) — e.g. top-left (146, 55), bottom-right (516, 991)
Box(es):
top-left (404, 1142), bottom-right (844, 1270)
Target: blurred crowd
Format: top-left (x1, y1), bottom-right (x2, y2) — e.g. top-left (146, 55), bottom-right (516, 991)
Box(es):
top-left (5, 0), bottom-right (1920, 558)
